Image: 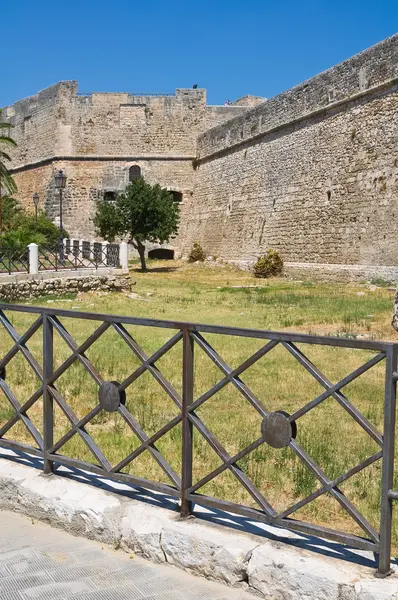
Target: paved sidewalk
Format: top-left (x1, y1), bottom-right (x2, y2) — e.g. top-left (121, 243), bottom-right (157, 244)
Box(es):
top-left (0, 510), bottom-right (256, 599)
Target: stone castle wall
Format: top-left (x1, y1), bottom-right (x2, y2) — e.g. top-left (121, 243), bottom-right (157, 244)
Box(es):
top-left (3, 35), bottom-right (398, 276)
top-left (183, 34), bottom-right (398, 269)
top-left (3, 84), bottom-right (246, 238)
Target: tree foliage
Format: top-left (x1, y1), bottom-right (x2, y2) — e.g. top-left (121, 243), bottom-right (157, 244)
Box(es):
top-left (0, 205), bottom-right (69, 249)
top-left (94, 178), bottom-right (180, 270)
top-left (1, 195), bottom-right (22, 230)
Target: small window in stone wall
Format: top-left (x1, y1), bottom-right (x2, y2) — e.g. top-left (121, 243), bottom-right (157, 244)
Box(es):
top-left (104, 191), bottom-right (117, 202)
top-left (23, 116), bottom-right (32, 135)
top-left (129, 165), bottom-right (141, 182)
top-left (170, 191), bottom-right (183, 203)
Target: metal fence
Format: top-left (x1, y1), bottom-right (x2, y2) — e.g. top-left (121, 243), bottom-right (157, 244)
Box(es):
top-left (38, 243), bottom-right (120, 271)
top-left (0, 241), bottom-right (120, 275)
top-left (0, 248), bottom-right (29, 274)
top-left (0, 303), bottom-right (396, 575)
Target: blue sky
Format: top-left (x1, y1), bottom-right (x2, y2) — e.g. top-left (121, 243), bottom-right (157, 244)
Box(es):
top-left (1, 0), bottom-right (397, 107)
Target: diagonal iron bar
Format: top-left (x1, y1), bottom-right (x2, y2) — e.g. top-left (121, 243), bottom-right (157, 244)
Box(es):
top-left (0, 380), bottom-right (43, 449)
top-left (49, 317), bottom-right (108, 386)
top-left (187, 436), bottom-right (264, 494)
top-left (0, 311), bottom-right (43, 381)
top-left (115, 324), bottom-right (182, 408)
top-left (0, 387), bottom-right (43, 439)
top-left (111, 413), bottom-right (182, 473)
top-left (49, 404), bottom-right (102, 454)
top-left (190, 339), bottom-right (279, 414)
top-left (289, 438), bottom-right (379, 543)
top-left (188, 410), bottom-right (276, 517)
top-left (192, 332), bottom-right (269, 416)
top-left (48, 385), bottom-right (112, 471)
top-left (0, 315), bottom-right (43, 373)
top-left (118, 403), bottom-right (181, 488)
top-left (283, 342), bottom-right (383, 447)
top-left (289, 351), bottom-right (386, 428)
top-left (278, 450), bottom-right (383, 519)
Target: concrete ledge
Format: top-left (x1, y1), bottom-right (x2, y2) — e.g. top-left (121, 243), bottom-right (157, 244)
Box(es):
top-left (0, 455), bottom-right (397, 598)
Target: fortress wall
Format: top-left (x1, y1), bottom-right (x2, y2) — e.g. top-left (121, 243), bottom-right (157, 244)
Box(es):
top-left (3, 82), bottom-right (76, 166)
top-left (11, 158), bottom-right (194, 239)
top-left (3, 85), bottom-right (247, 239)
top-left (184, 35), bottom-right (398, 268)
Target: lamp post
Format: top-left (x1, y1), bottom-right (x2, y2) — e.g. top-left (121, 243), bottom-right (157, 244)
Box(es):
top-left (33, 192), bottom-right (39, 224)
top-left (54, 169), bottom-right (67, 260)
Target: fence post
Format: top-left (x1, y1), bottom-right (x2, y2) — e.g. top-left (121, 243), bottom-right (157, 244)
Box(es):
top-left (90, 240), bottom-right (95, 261)
top-left (181, 328), bottom-right (194, 517)
top-left (43, 315), bottom-right (54, 475)
top-left (79, 239), bottom-right (84, 261)
top-left (378, 344), bottom-right (398, 576)
top-left (120, 242), bottom-right (129, 273)
top-left (28, 243), bottom-right (38, 275)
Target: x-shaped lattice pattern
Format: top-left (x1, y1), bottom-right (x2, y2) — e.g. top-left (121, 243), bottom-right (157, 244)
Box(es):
top-left (0, 310), bottom-right (387, 548)
top-left (0, 249), bottom-right (29, 274)
top-left (187, 332), bottom-right (385, 544)
top-left (0, 311), bottom-right (183, 491)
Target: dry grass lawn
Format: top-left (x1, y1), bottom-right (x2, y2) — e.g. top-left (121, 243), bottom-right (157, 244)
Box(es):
top-left (0, 259), bottom-right (397, 548)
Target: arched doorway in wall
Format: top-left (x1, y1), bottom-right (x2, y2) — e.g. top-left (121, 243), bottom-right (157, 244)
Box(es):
top-left (129, 165), bottom-right (142, 182)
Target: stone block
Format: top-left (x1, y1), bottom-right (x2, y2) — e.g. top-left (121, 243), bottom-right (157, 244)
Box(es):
top-left (161, 520), bottom-right (256, 585)
top-left (120, 502), bottom-right (170, 563)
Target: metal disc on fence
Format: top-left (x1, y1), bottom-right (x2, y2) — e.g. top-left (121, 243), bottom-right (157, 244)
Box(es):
top-left (98, 381), bottom-right (125, 412)
top-left (261, 410), bottom-right (296, 448)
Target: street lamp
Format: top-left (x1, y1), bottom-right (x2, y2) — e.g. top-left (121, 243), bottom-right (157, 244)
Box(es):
top-left (54, 169), bottom-right (67, 259)
top-left (33, 192), bottom-right (39, 224)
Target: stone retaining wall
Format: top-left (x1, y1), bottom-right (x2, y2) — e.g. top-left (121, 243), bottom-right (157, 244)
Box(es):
top-left (282, 262), bottom-right (398, 283)
top-left (0, 274), bottom-right (131, 302)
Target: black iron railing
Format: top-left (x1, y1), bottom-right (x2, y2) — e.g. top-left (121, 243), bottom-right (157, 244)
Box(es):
top-left (0, 304), bottom-right (396, 575)
top-left (38, 244), bottom-right (120, 271)
top-left (0, 248), bottom-right (29, 274)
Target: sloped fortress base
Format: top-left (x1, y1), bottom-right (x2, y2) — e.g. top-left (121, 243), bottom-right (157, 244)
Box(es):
top-left (0, 455), bottom-right (396, 599)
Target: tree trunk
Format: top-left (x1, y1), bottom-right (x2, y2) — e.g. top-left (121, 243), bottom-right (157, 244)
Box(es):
top-left (136, 241), bottom-right (147, 271)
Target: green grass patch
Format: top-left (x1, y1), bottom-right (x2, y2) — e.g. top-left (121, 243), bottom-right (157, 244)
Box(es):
top-left (0, 260), bottom-right (397, 548)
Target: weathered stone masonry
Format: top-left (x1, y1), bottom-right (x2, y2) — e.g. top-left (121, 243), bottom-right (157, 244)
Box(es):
top-left (3, 84), bottom-right (249, 239)
top-left (3, 34), bottom-right (398, 279)
top-left (184, 34), bottom-right (398, 273)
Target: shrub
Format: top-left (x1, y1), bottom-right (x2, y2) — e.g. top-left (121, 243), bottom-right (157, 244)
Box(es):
top-left (17, 211), bottom-right (68, 249)
top-left (253, 249), bottom-right (283, 278)
top-left (0, 229), bottom-right (47, 249)
top-left (188, 241), bottom-right (206, 262)
top-left (0, 209), bottom-right (69, 249)
top-left (2, 196), bottom-right (22, 231)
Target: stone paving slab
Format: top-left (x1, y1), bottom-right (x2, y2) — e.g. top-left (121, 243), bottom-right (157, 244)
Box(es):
top-left (0, 510), bottom-right (255, 600)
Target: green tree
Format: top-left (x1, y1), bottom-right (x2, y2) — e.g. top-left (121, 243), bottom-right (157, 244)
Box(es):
top-left (93, 178), bottom-right (180, 271)
top-left (0, 109), bottom-right (17, 232)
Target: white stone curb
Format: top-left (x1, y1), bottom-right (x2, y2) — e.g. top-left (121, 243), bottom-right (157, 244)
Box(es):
top-left (0, 456), bottom-right (396, 598)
